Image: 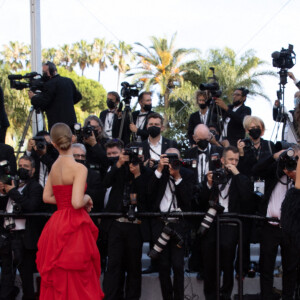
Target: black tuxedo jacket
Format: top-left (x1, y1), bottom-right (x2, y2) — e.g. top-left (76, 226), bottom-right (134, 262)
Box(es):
top-left (99, 109), bottom-right (120, 139)
top-left (222, 104), bottom-right (251, 146)
top-left (185, 144), bottom-right (223, 182)
top-left (132, 110), bottom-right (154, 142)
top-left (187, 109), bottom-right (217, 145)
top-left (142, 136), bottom-right (178, 161)
top-left (199, 172), bottom-right (253, 214)
top-left (252, 155), bottom-right (288, 217)
top-left (148, 167), bottom-right (194, 212)
top-left (31, 75), bottom-right (82, 130)
top-left (0, 87), bottom-right (9, 128)
top-left (6, 178), bottom-right (45, 249)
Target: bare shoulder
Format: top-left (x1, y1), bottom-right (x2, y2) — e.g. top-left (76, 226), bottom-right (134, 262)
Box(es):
top-left (73, 161), bottom-right (88, 176)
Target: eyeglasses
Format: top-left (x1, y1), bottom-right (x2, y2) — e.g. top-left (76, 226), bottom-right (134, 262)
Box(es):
top-left (233, 93), bottom-right (242, 96)
top-left (73, 154), bottom-right (86, 159)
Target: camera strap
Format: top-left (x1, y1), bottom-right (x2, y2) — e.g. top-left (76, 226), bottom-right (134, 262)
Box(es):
top-left (166, 178), bottom-right (177, 213)
top-left (149, 145), bottom-right (161, 158)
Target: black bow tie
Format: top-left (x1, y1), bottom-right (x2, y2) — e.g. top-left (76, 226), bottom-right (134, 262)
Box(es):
top-left (198, 149), bottom-right (208, 156)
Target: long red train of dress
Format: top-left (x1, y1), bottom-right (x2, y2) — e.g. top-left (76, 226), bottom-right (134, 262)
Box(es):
top-left (36, 185), bottom-right (104, 299)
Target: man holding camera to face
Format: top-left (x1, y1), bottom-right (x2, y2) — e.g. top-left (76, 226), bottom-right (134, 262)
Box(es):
top-left (29, 61), bottom-right (82, 130)
top-left (198, 146), bottom-right (252, 300)
top-left (252, 145), bottom-right (300, 300)
top-left (148, 148), bottom-right (194, 300)
top-left (0, 156), bottom-right (44, 300)
top-left (26, 130), bottom-right (58, 187)
top-left (102, 142), bottom-right (152, 300)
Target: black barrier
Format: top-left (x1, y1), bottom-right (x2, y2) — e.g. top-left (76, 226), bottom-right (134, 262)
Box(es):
top-left (0, 211), bottom-right (279, 298)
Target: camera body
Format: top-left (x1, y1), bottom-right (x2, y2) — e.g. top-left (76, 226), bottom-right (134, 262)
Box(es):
top-left (73, 122), bottom-right (97, 143)
top-left (33, 136), bottom-right (47, 151)
top-left (278, 147), bottom-right (298, 171)
top-left (120, 82), bottom-right (139, 99)
top-left (0, 160), bottom-right (13, 185)
top-left (199, 67), bottom-right (222, 98)
top-left (124, 146), bottom-right (143, 166)
top-left (241, 138), bottom-right (253, 149)
top-left (165, 153), bottom-right (181, 170)
top-left (272, 44), bottom-right (295, 69)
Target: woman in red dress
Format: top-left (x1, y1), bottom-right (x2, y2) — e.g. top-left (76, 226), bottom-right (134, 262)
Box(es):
top-left (36, 123), bottom-right (104, 299)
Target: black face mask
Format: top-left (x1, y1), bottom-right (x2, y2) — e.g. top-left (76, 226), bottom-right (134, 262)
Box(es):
top-left (107, 156), bottom-right (119, 166)
top-left (107, 100), bottom-right (116, 110)
top-left (199, 103), bottom-right (207, 109)
top-left (197, 139), bottom-right (209, 150)
top-left (233, 100), bottom-right (242, 107)
top-left (249, 128), bottom-right (261, 140)
top-left (75, 159), bottom-right (86, 166)
top-left (17, 168), bottom-right (31, 181)
top-left (147, 126), bottom-right (161, 138)
top-left (143, 104), bottom-right (152, 112)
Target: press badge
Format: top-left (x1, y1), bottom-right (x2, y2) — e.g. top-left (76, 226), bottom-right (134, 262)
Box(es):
top-left (254, 180), bottom-right (265, 195)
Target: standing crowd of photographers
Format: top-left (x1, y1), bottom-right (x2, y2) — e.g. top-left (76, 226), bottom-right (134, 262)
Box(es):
top-left (1, 61), bottom-right (300, 300)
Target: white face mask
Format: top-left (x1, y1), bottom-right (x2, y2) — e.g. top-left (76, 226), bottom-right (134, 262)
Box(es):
top-left (294, 97), bottom-right (300, 107)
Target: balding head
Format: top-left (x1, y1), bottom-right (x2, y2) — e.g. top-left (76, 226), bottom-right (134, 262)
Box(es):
top-left (165, 147), bottom-right (181, 159)
top-left (193, 124), bottom-right (211, 142)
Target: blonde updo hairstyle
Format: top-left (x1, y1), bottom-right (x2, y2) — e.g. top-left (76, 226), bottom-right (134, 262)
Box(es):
top-left (50, 123), bottom-right (72, 151)
top-left (243, 115), bottom-right (265, 135)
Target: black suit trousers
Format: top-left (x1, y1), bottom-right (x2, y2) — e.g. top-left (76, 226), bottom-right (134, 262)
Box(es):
top-left (259, 223), bottom-right (299, 300)
top-left (103, 221), bottom-right (142, 300)
top-left (200, 223), bottom-right (238, 300)
top-left (151, 219), bottom-right (187, 300)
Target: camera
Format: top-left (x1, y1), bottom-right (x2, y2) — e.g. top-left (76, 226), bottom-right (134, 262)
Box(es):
top-left (148, 224), bottom-right (184, 259)
top-left (272, 44), bottom-right (296, 69)
top-left (124, 146), bottom-right (143, 166)
top-left (120, 82), bottom-right (139, 99)
top-left (212, 168), bottom-right (228, 185)
top-left (73, 122), bottom-right (96, 144)
top-left (181, 159), bottom-right (197, 169)
top-left (241, 138), bottom-right (253, 149)
top-left (0, 160), bottom-right (13, 185)
top-left (278, 147), bottom-right (298, 171)
top-left (165, 153), bottom-right (181, 170)
top-left (199, 67), bottom-right (222, 98)
top-left (198, 200), bottom-right (225, 235)
top-left (32, 136), bottom-right (47, 151)
top-left (210, 153), bottom-right (222, 171)
top-left (8, 72), bottom-right (44, 93)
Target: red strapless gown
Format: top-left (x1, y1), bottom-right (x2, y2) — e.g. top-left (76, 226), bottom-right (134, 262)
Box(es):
top-left (36, 185), bottom-right (104, 300)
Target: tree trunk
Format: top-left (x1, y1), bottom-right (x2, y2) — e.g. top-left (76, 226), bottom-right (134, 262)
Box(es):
top-left (116, 70), bottom-right (120, 91)
top-left (98, 70), bottom-right (101, 82)
top-left (163, 88), bottom-right (170, 128)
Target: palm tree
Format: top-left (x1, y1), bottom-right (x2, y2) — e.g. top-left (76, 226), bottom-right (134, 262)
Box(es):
top-left (58, 44), bottom-right (73, 71)
top-left (73, 40), bottom-right (92, 76)
top-left (111, 41), bottom-right (134, 90)
top-left (128, 33), bottom-right (200, 125)
top-left (185, 47), bottom-right (276, 102)
top-left (42, 47), bottom-right (61, 65)
top-left (1, 41), bottom-right (30, 72)
top-left (91, 38), bottom-right (113, 83)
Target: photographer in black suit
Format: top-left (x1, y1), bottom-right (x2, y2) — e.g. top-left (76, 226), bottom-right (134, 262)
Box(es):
top-left (102, 142), bottom-right (152, 300)
top-left (187, 90), bottom-right (217, 146)
top-left (148, 148), bottom-right (194, 300)
top-left (130, 92), bottom-right (154, 142)
top-left (199, 146), bottom-right (252, 300)
top-left (252, 146), bottom-right (300, 300)
top-left (100, 91), bottom-right (121, 139)
top-left (0, 156), bottom-right (44, 300)
top-left (0, 86), bottom-right (10, 143)
top-left (142, 112), bottom-right (178, 164)
top-left (215, 87), bottom-right (251, 146)
top-left (29, 61), bottom-right (82, 130)
top-left (26, 130), bottom-right (58, 187)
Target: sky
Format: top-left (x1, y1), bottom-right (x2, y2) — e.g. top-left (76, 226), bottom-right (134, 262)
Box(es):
top-left (1, 0), bottom-right (300, 139)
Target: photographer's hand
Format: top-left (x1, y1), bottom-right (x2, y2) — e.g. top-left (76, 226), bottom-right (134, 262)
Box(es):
top-left (27, 138), bottom-right (36, 152)
top-left (129, 163), bottom-right (141, 178)
top-left (83, 131), bottom-right (97, 147)
top-left (4, 181), bottom-right (15, 193)
top-left (237, 139), bottom-right (245, 156)
top-left (0, 182), bottom-right (6, 194)
top-left (225, 164), bottom-right (239, 175)
top-left (129, 123), bottom-right (138, 133)
top-left (207, 171), bottom-right (213, 188)
top-left (215, 98), bottom-right (228, 111)
top-left (274, 100), bottom-right (280, 108)
top-left (116, 151), bottom-right (129, 168)
top-left (273, 150), bottom-right (285, 160)
top-left (157, 154), bottom-right (169, 173)
top-left (288, 72), bottom-right (296, 81)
